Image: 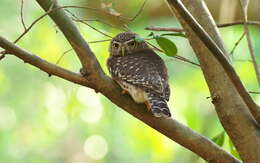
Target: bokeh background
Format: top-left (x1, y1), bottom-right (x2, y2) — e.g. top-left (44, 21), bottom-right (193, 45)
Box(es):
top-left (0, 0), bottom-right (260, 162)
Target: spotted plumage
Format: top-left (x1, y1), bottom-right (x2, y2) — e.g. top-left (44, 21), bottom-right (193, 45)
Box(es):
top-left (107, 32), bottom-right (171, 118)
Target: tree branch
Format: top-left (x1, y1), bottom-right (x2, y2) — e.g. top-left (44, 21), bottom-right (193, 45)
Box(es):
top-left (31, 1), bottom-right (108, 85)
top-left (166, 0), bottom-right (260, 162)
top-left (0, 0), bottom-right (241, 162)
top-left (217, 20), bottom-right (260, 28)
top-left (145, 21), bottom-right (260, 33)
top-left (0, 34), bottom-right (240, 163)
top-left (0, 36), bottom-right (89, 86)
top-left (230, 32), bottom-right (245, 55)
top-left (166, 0), bottom-right (260, 124)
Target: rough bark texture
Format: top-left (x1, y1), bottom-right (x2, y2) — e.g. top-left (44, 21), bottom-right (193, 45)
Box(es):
top-left (2, 0), bottom-right (259, 162)
top-left (167, 0), bottom-right (260, 162)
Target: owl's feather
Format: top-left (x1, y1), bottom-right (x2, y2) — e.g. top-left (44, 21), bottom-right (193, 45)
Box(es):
top-left (146, 91), bottom-right (171, 117)
top-left (107, 32), bottom-right (171, 118)
top-left (107, 49), bottom-right (170, 100)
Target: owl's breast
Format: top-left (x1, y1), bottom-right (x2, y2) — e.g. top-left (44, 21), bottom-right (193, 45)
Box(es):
top-left (117, 81), bottom-right (148, 103)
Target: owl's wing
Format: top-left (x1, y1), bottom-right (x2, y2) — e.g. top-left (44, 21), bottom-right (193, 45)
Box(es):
top-left (107, 50), bottom-right (169, 99)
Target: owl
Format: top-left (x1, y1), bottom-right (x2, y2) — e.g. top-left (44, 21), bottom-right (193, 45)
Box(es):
top-left (107, 32), bottom-right (171, 118)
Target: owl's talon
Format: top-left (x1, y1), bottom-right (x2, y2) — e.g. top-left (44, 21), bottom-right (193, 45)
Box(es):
top-left (121, 89), bottom-right (128, 94)
top-left (145, 101), bottom-right (151, 111)
top-left (80, 67), bottom-right (89, 77)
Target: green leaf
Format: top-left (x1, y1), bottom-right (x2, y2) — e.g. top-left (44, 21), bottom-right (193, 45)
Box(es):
top-left (229, 138), bottom-right (241, 160)
top-left (211, 131), bottom-right (225, 147)
top-left (134, 35), bottom-right (145, 43)
top-left (155, 36), bottom-right (177, 57)
top-left (147, 32), bottom-right (154, 37)
top-left (161, 32), bottom-right (186, 38)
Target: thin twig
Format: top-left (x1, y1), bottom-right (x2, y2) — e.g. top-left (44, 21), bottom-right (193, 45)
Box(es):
top-left (71, 18), bottom-right (112, 38)
top-left (146, 41), bottom-right (200, 67)
top-left (145, 21), bottom-right (260, 33)
top-left (14, 4), bottom-right (131, 43)
top-left (145, 26), bottom-right (184, 32)
top-left (130, 0), bottom-right (147, 21)
top-left (218, 21), bottom-right (260, 28)
top-left (54, 5), bottom-right (130, 21)
top-left (56, 49), bottom-right (73, 65)
top-left (76, 18), bottom-right (127, 31)
top-left (14, 1), bottom-right (148, 44)
top-left (20, 0), bottom-right (26, 31)
top-left (0, 50), bottom-right (8, 60)
top-left (249, 91), bottom-right (260, 94)
top-left (88, 39), bottom-right (111, 44)
top-left (239, 0), bottom-right (260, 86)
top-left (233, 59), bottom-right (253, 63)
top-left (14, 0), bottom-right (57, 43)
top-left (55, 39), bottom-right (111, 65)
top-left (0, 54), bottom-right (5, 60)
top-left (230, 32), bottom-right (245, 56)
top-left (65, 9), bottom-right (113, 38)
top-left (173, 55), bottom-right (200, 67)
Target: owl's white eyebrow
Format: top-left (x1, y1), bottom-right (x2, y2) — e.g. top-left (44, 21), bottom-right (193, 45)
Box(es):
top-left (124, 39), bottom-right (135, 44)
top-left (113, 41), bottom-right (121, 45)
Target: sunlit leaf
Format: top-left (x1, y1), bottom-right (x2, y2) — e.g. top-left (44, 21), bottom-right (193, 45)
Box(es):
top-left (211, 131), bottom-right (225, 147)
top-left (148, 32), bottom-right (154, 37)
top-left (155, 36), bottom-right (177, 57)
top-left (229, 138), bottom-right (241, 160)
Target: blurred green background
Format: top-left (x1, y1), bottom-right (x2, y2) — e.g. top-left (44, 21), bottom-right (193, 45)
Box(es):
top-left (0, 0), bottom-right (260, 162)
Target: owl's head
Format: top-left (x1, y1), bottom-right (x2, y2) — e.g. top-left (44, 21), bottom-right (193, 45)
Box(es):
top-left (109, 32), bottom-right (149, 57)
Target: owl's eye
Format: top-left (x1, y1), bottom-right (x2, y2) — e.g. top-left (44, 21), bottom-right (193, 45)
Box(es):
top-left (128, 41), bottom-right (136, 46)
top-left (113, 43), bottom-right (119, 48)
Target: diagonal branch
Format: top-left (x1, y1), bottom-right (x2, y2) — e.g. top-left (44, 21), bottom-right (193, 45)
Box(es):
top-left (0, 36), bottom-right (89, 86)
top-left (166, 0), bottom-right (260, 124)
top-left (166, 0), bottom-right (260, 162)
top-left (0, 35), bottom-right (240, 163)
top-left (0, 0), bottom-right (241, 162)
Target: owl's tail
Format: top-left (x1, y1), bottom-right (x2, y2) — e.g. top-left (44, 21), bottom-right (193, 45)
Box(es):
top-left (147, 92), bottom-right (171, 118)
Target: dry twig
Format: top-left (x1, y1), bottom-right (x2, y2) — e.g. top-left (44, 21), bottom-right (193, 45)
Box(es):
top-left (65, 9), bottom-right (113, 38)
top-left (146, 41), bottom-right (200, 67)
top-left (145, 26), bottom-right (184, 32)
top-left (239, 0), bottom-right (260, 86)
top-left (217, 21), bottom-right (260, 28)
top-left (130, 0), bottom-right (147, 21)
top-left (20, 0), bottom-right (26, 30)
top-left (230, 32), bottom-right (246, 56)
top-left (249, 91), bottom-right (260, 94)
top-left (55, 39), bottom-right (111, 65)
top-left (145, 21), bottom-right (260, 33)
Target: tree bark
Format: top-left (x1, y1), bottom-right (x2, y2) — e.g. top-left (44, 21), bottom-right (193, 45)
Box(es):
top-left (0, 0), bottom-right (250, 162)
top-left (167, 0), bottom-right (260, 162)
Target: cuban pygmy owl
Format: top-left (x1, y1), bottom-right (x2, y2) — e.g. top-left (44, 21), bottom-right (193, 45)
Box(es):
top-left (107, 32), bottom-right (171, 118)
